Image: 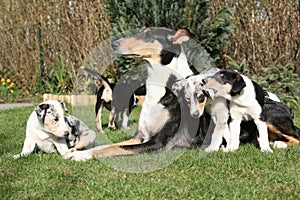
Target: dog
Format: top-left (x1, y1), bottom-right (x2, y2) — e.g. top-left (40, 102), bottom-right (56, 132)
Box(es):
top-left (13, 100), bottom-right (96, 159)
top-left (181, 70), bottom-right (300, 151)
top-left (64, 27), bottom-right (209, 161)
top-left (81, 67), bottom-right (139, 133)
top-left (173, 68), bottom-right (231, 152)
top-left (202, 69), bottom-right (287, 152)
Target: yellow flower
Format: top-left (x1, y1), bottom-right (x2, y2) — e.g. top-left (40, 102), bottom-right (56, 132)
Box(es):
top-left (10, 90), bottom-right (14, 94)
top-left (1, 78), bottom-right (5, 82)
top-left (8, 82), bottom-right (14, 88)
top-left (7, 79), bottom-right (11, 83)
top-left (2, 82), bottom-right (5, 86)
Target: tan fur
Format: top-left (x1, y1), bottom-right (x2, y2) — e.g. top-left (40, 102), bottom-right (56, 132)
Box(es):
top-left (91, 146), bottom-right (135, 158)
top-left (197, 96), bottom-right (207, 115)
top-left (267, 123), bottom-right (300, 146)
top-left (44, 115), bottom-right (60, 132)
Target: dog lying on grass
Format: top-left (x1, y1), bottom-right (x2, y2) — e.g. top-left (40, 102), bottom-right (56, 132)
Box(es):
top-left (14, 100), bottom-right (96, 159)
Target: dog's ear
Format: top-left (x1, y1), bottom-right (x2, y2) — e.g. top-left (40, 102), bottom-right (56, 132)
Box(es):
top-left (35, 103), bottom-right (50, 123)
top-left (231, 73), bottom-right (246, 96)
top-left (170, 28), bottom-right (193, 44)
top-left (59, 100), bottom-right (68, 113)
top-left (172, 79), bottom-right (187, 96)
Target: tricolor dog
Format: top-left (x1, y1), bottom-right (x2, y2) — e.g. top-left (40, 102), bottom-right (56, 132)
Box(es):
top-left (203, 69), bottom-right (273, 152)
top-left (64, 27), bottom-right (204, 161)
top-left (81, 67), bottom-right (138, 133)
top-left (14, 100), bottom-right (96, 159)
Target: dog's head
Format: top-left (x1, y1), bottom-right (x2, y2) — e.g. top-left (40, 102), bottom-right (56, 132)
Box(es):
top-left (172, 77), bottom-right (208, 118)
top-left (35, 100), bottom-right (69, 137)
top-left (203, 69), bottom-right (246, 99)
top-left (112, 27), bottom-right (192, 65)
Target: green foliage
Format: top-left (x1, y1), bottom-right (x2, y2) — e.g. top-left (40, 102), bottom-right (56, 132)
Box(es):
top-left (225, 55), bottom-right (300, 109)
top-left (44, 56), bottom-right (74, 94)
top-left (104, 0), bottom-right (234, 75)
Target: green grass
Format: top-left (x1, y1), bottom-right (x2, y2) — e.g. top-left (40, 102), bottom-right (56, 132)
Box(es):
top-left (1, 105), bottom-right (300, 199)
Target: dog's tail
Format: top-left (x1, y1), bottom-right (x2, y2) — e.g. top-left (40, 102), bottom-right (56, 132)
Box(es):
top-left (81, 66), bottom-right (110, 88)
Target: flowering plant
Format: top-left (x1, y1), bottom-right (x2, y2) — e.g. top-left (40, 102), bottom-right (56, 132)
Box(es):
top-left (1, 77), bottom-right (15, 96)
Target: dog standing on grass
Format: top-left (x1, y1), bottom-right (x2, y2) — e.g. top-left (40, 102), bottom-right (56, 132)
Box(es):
top-left (14, 100), bottom-right (96, 159)
top-left (82, 67), bottom-right (138, 133)
top-left (203, 69), bottom-right (274, 152)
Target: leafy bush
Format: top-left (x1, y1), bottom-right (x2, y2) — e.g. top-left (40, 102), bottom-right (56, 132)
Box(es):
top-left (103, 0), bottom-right (234, 75)
top-left (225, 55), bottom-right (300, 109)
top-left (44, 56), bottom-right (74, 94)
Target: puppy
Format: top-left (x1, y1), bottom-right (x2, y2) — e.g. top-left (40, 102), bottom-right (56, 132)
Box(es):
top-left (82, 67), bottom-right (138, 133)
top-left (14, 100), bottom-right (96, 159)
top-left (174, 68), bottom-right (231, 152)
top-left (203, 69), bottom-right (273, 152)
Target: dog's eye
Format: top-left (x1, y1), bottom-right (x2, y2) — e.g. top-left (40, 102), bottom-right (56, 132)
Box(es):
top-left (196, 93), bottom-right (206, 103)
top-left (54, 117), bottom-right (59, 122)
top-left (220, 73), bottom-right (225, 80)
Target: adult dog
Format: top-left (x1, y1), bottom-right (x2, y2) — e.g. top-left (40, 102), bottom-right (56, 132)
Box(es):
top-left (14, 100), bottom-right (96, 159)
top-left (64, 27), bottom-right (207, 161)
top-left (81, 67), bottom-right (138, 133)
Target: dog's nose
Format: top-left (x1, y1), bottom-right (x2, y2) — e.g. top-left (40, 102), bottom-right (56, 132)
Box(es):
top-left (192, 111), bottom-right (200, 118)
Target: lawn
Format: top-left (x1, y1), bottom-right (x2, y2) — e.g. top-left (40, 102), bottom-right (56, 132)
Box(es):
top-left (0, 104), bottom-right (299, 199)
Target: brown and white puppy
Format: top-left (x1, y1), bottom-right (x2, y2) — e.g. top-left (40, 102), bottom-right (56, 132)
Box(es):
top-left (14, 100), bottom-right (96, 159)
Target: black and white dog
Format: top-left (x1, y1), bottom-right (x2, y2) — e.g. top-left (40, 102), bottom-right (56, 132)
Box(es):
top-left (202, 69), bottom-right (300, 152)
top-left (14, 100), bottom-right (96, 159)
top-left (81, 67), bottom-right (138, 133)
top-left (179, 70), bottom-right (300, 151)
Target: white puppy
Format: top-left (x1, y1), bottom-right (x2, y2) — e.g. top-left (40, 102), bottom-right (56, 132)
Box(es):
top-left (14, 100), bottom-right (96, 159)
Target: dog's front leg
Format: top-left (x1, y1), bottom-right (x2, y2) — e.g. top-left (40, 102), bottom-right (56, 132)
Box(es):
top-left (205, 98), bottom-right (230, 152)
top-left (121, 108), bottom-right (130, 129)
top-left (52, 138), bottom-right (69, 156)
top-left (96, 104), bottom-right (104, 133)
top-left (226, 114), bottom-right (242, 152)
top-left (254, 119), bottom-right (273, 153)
top-left (13, 137), bottom-right (36, 159)
top-left (108, 107), bottom-right (116, 129)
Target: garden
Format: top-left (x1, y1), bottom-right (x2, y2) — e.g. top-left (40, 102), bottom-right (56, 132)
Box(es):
top-left (0, 0), bottom-right (300, 199)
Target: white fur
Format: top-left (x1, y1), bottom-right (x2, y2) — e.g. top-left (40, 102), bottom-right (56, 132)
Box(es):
top-left (138, 54), bottom-right (193, 142)
top-left (14, 101), bottom-right (69, 158)
top-left (186, 70), bottom-right (230, 152)
top-left (205, 73), bottom-right (273, 153)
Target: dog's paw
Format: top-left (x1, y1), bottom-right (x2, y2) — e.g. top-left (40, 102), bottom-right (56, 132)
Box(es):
top-left (63, 150), bottom-right (93, 161)
top-left (13, 154), bottom-right (21, 159)
top-left (273, 141), bottom-right (288, 149)
top-left (205, 145), bottom-right (219, 152)
top-left (261, 147), bottom-right (273, 153)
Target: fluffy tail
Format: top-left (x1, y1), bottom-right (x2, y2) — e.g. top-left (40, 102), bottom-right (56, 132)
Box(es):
top-left (81, 66), bottom-right (110, 88)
